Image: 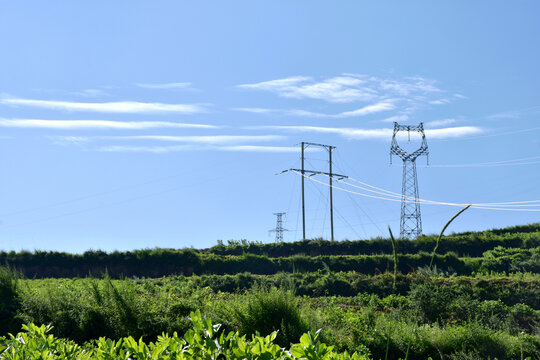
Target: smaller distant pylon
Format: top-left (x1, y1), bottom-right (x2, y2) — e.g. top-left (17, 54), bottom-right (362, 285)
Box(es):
top-left (269, 212), bottom-right (289, 242)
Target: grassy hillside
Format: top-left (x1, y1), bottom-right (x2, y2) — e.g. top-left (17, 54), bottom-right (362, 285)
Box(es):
top-left (1, 223), bottom-right (538, 278)
top-left (0, 223), bottom-right (539, 359)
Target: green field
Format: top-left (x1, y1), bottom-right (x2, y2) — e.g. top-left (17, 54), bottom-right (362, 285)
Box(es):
top-left (0, 223), bottom-right (539, 359)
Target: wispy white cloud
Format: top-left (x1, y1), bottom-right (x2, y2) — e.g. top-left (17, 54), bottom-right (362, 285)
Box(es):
top-left (71, 89), bottom-right (110, 98)
top-left (237, 74), bottom-right (444, 104)
top-left (99, 144), bottom-right (195, 153)
top-left (51, 135), bottom-right (285, 145)
top-left (220, 145), bottom-right (301, 152)
top-left (381, 115), bottom-right (409, 123)
top-left (136, 82), bottom-right (193, 90)
top-left (237, 76), bottom-right (310, 93)
top-left (336, 102), bottom-right (395, 117)
top-left (232, 107), bottom-right (275, 114)
top-left (235, 101), bottom-right (395, 118)
top-left (1, 98), bottom-right (207, 114)
top-left (236, 74), bottom-right (462, 122)
top-left (237, 75), bottom-right (377, 103)
top-left (424, 119), bottom-right (457, 128)
top-left (252, 125), bottom-right (484, 140)
top-left (428, 99), bottom-right (450, 105)
top-left (257, 125), bottom-right (391, 139)
top-left (0, 118), bottom-right (216, 130)
top-left (98, 144), bottom-right (301, 153)
top-left (425, 126), bottom-right (483, 139)
top-left (484, 106), bottom-right (540, 121)
top-left (49, 136), bottom-right (92, 146)
top-left (48, 133), bottom-right (293, 153)
top-left (110, 135), bottom-right (285, 143)
top-left (378, 76), bottom-right (441, 96)
top-left (486, 111), bottom-right (520, 120)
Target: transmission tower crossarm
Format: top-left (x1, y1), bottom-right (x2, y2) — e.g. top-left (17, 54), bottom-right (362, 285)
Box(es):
top-left (302, 142), bottom-right (336, 149)
top-left (287, 169), bottom-right (348, 179)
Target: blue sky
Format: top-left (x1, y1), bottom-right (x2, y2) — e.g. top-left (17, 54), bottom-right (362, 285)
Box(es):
top-left (0, 1), bottom-right (539, 252)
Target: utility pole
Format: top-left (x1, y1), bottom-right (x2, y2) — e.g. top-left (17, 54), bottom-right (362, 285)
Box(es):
top-left (390, 122), bottom-right (429, 239)
top-left (281, 142), bottom-right (347, 240)
top-left (301, 142), bottom-right (306, 240)
top-left (329, 146), bottom-right (335, 241)
top-left (269, 212), bottom-right (289, 242)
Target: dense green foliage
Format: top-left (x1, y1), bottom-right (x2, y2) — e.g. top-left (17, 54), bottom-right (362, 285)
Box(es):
top-left (209, 223), bottom-right (540, 257)
top-left (0, 270), bottom-right (535, 359)
top-left (0, 223), bottom-right (539, 359)
top-left (0, 314), bottom-right (369, 359)
top-left (178, 271), bottom-right (540, 308)
top-left (0, 247), bottom-right (537, 278)
top-left (0, 266), bottom-right (20, 336)
top-left (1, 223), bottom-right (538, 278)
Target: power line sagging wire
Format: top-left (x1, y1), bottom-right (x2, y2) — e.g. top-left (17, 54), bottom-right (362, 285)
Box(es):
top-left (289, 170), bottom-right (540, 212)
top-left (305, 169), bottom-right (362, 240)
top-left (419, 156), bottom-right (540, 168)
top-left (333, 153), bottom-right (385, 237)
top-left (339, 176), bottom-right (540, 207)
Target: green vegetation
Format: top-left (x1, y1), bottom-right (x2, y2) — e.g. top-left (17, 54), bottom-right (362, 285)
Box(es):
top-left (0, 223), bottom-right (538, 359)
top-left (0, 266), bottom-right (20, 336)
top-left (0, 223), bottom-right (537, 278)
top-left (0, 270), bottom-right (536, 359)
top-left (209, 223), bottom-right (540, 257)
top-left (0, 314), bottom-right (369, 359)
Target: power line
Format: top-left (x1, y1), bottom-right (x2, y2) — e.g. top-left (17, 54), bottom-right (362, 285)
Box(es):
top-left (304, 172), bottom-right (363, 239)
top-left (419, 155), bottom-right (540, 168)
top-left (290, 170), bottom-right (540, 212)
top-left (332, 155), bottom-right (383, 236)
top-left (336, 176), bottom-right (540, 207)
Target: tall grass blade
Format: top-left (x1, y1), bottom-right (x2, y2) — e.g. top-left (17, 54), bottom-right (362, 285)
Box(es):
top-left (388, 226), bottom-right (398, 290)
top-left (430, 205), bottom-right (471, 269)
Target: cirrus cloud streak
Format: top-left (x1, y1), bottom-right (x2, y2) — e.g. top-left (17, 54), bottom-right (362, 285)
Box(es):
top-left (0, 118), bottom-right (217, 130)
top-left (50, 134), bottom-right (286, 145)
top-left (237, 74), bottom-right (442, 104)
top-left (251, 125), bottom-right (484, 140)
top-left (1, 98), bottom-right (207, 114)
top-left (234, 101), bottom-right (395, 118)
top-left (98, 144), bottom-right (302, 153)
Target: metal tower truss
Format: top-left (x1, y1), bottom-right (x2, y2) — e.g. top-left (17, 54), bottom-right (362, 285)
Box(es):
top-left (390, 122), bottom-right (429, 239)
top-left (269, 212), bottom-right (289, 242)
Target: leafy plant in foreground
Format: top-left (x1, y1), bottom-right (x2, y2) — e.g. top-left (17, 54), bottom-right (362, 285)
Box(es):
top-left (0, 312), bottom-right (370, 359)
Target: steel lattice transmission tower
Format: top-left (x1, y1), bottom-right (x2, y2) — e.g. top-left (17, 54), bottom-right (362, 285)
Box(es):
top-left (390, 122), bottom-right (429, 239)
top-left (269, 212), bottom-right (289, 242)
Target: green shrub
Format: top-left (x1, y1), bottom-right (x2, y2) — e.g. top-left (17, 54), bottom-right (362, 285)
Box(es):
top-left (230, 286), bottom-right (309, 347)
top-left (365, 318), bottom-right (540, 360)
top-left (408, 282), bottom-right (454, 324)
top-left (0, 266), bottom-right (21, 335)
